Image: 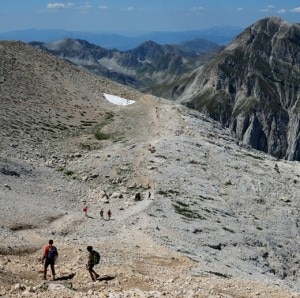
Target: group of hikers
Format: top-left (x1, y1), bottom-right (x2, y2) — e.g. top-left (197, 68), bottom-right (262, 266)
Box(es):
top-left (83, 206), bottom-right (112, 220)
top-left (42, 239), bottom-right (101, 281)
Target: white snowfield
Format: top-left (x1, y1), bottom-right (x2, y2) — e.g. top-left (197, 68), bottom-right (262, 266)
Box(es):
top-left (104, 93), bottom-right (135, 105)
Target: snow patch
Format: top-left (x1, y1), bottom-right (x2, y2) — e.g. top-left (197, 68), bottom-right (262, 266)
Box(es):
top-left (103, 93), bottom-right (135, 106)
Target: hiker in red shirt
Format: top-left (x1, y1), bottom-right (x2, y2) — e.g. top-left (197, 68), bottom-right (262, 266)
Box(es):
top-left (83, 206), bottom-right (88, 217)
top-left (42, 239), bottom-right (58, 280)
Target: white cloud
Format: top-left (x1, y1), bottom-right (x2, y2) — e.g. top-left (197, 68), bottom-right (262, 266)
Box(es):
top-left (99, 6), bottom-right (108, 10)
top-left (260, 5), bottom-right (276, 12)
top-left (47, 2), bottom-right (74, 10)
top-left (77, 3), bottom-right (92, 13)
top-left (237, 7), bottom-right (243, 12)
top-left (47, 3), bottom-right (65, 9)
top-left (120, 6), bottom-right (134, 12)
top-left (191, 6), bottom-right (204, 12)
top-left (291, 7), bottom-right (300, 13)
top-left (277, 9), bottom-right (286, 14)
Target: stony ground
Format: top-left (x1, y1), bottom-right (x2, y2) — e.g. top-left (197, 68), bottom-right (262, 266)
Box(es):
top-left (0, 41), bottom-right (299, 297)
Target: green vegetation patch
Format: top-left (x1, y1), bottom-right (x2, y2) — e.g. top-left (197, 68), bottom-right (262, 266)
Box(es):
top-left (158, 189), bottom-right (180, 196)
top-left (93, 112), bottom-right (115, 141)
top-left (173, 202), bottom-right (205, 220)
top-left (242, 153), bottom-right (265, 160)
top-left (222, 226), bottom-right (235, 233)
top-left (206, 271), bottom-right (232, 279)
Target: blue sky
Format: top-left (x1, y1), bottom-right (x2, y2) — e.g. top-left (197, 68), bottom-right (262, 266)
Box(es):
top-left (0, 1), bottom-right (299, 34)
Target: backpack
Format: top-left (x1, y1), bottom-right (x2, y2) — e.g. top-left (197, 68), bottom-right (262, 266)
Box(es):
top-left (92, 250), bottom-right (100, 265)
top-left (47, 246), bottom-right (57, 260)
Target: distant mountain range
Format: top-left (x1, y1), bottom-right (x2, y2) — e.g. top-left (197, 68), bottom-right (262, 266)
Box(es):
top-left (0, 26), bottom-right (242, 50)
top-left (30, 38), bottom-right (221, 89)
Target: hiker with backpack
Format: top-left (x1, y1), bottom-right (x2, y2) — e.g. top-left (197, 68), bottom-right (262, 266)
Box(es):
top-left (100, 208), bottom-right (104, 219)
top-left (86, 246), bottom-right (100, 281)
top-left (42, 239), bottom-right (58, 280)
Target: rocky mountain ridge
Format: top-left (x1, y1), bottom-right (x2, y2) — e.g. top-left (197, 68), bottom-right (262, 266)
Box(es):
top-left (30, 38), bottom-right (219, 90)
top-left (0, 26), bottom-right (241, 50)
top-left (0, 40), bottom-right (299, 297)
top-left (161, 17), bottom-right (300, 161)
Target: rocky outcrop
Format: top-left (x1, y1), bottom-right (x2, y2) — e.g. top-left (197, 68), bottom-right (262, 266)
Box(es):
top-left (172, 17), bottom-right (300, 160)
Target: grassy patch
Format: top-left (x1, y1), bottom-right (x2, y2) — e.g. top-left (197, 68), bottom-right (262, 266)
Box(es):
top-left (175, 201), bottom-right (189, 207)
top-left (222, 226), bottom-right (235, 233)
top-left (94, 130), bottom-right (110, 140)
top-left (93, 112), bottom-right (115, 140)
top-left (206, 271), bottom-right (232, 278)
top-left (243, 153), bottom-right (265, 160)
top-left (56, 166), bottom-right (65, 172)
top-left (173, 203), bottom-right (205, 220)
top-left (158, 189), bottom-right (180, 196)
top-left (64, 169), bottom-right (74, 176)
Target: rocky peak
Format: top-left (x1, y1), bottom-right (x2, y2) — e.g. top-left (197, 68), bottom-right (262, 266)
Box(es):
top-left (174, 17), bottom-right (300, 160)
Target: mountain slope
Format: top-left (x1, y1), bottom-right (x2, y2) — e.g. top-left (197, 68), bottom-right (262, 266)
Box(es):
top-left (30, 38), bottom-right (216, 90)
top-left (0, 41), bottom-right (299, 296)
top-left (166, 17), bottom-right (300, 161)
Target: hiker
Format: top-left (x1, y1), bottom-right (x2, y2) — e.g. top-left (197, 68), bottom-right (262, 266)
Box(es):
top-left (86, 246), bottom-right (100, 281)
top-left (107, 209), bottom-right (112, 220)
top-left (83, 206), bottom-right (88, 217)
top-left (42, 239), bottom-right (58, 280)
top-left (100, 208), bottom-right (104, 219)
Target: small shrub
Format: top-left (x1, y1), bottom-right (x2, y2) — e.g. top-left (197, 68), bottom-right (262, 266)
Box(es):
top-left (206, 271), bottom-right (231, 278)
top-left (94, 130), bottom-right (110, 140)
top-left (243, 153), bottom-right (264, 160)
top-left (149, 147), bottom-right (156, 153)
top-left (189, 160), bottom-right (200, 164)
top-left (158, 189), bottom-right (180, 196)
top-left (222, 226), bottom-right (235, 233)
top-left (274, 164), bottom-right (280, 173)
top-left (64, 169), bottom-right (74, 176)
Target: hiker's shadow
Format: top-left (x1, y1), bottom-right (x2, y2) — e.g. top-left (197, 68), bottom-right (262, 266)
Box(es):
top-left (97, 275), bottom-right (115, 282)
top-left (55, 273), bottom-right (76, 281)
top-left (86, 215), bottom-right (95, 219)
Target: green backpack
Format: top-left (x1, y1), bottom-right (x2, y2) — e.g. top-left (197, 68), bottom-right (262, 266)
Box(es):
top-left (92, 251), bottom-right (101, 265)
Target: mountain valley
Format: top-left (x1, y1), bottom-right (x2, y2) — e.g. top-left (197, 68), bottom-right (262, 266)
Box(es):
top-left (0, 20), bottom-right (299, 298)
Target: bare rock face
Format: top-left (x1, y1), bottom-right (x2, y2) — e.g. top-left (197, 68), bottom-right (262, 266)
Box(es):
top-left (174, 17), bottom-right (300, 161)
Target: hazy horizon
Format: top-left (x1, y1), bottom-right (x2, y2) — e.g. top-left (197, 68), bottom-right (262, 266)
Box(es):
top-left (0, 1), bottom-right (299, 34)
